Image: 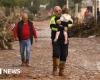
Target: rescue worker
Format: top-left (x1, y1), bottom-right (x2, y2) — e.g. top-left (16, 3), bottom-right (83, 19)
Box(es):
top-left (49, 6), bottom-right (69, 76)
top-left (14, 12), bottom-right (37, 66)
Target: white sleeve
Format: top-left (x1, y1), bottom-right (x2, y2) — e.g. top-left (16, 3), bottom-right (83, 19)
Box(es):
top-left (60, 15), bottom-right (64, 21)
top-left (67, 15), bottom-right (73, 23)
top-left (61, 14), bottom-right (69, 22)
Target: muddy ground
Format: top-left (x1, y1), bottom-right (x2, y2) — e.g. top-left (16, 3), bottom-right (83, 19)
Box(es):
top-left (0, 21), bottom-right (100, 80)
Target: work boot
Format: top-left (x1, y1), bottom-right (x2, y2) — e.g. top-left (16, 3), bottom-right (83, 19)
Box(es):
top-left (59, 61), bottom-right (65, 76)
top-left (52, 58), bottom-right (59, 76)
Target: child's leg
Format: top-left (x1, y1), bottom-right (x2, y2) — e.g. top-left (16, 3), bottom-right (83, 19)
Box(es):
top-left (54, 31), bottom-right (60, 42)
top-left (64, 31), bottom-right (68, 40)
top-left (64, 27), bottom-right (68, 44)
top-left (64, 31), bottom-right (68, 44)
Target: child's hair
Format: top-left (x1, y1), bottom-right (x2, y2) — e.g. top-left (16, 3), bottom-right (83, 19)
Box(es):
top-left (62, 6), bottom-right (69, 14)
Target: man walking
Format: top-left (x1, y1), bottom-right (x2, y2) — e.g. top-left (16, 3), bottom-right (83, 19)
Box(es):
top-left (15, 12), bottom-right (37, 66)
top-left (49, 6), bottom-right (69, 76)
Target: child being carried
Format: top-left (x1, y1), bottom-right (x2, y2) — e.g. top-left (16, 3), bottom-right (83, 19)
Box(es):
top-left (54, 7), bottom-right (73, 44)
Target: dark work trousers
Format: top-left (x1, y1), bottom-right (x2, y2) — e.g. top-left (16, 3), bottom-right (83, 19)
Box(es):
top-left (52, 40), bottom-right (69, 62)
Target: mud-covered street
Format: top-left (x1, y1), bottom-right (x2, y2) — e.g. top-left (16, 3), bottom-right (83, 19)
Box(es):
top-left (0, 21), bottom-right (100, 80)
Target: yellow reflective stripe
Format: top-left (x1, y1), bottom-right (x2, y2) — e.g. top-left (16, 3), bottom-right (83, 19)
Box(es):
top-left (52, 27), bottom-right (58, 31)
top-left (68, 24), bottom-right (73, 28)
top-left (49, 16), bottom-right (56, 26)
top-left (49, 16), bottom-right (58, 31)
top-left (50, 17), bottom-right (56, 24)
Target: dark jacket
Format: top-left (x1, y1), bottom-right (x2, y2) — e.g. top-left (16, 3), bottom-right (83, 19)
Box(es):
top-left (16, 20), bottom-right (37, 44)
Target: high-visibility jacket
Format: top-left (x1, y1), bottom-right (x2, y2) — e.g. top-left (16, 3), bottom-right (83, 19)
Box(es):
top-left (49, 15), bottom-right (59, 40)
top-left (49, 16), bottom-right (58, 32)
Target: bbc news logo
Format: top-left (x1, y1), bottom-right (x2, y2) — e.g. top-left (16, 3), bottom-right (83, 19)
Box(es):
top-left (0, 68), bottom-right (21, 75)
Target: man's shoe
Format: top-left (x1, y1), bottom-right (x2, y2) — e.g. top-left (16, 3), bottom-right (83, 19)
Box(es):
top-left (25, 59), bottom-right (30, 67)
top-left (21, 62), bottom-right (26, 66)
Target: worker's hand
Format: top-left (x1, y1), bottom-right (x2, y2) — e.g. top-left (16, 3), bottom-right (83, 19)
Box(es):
top-left (56, 20), bottom-right (61, 24)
